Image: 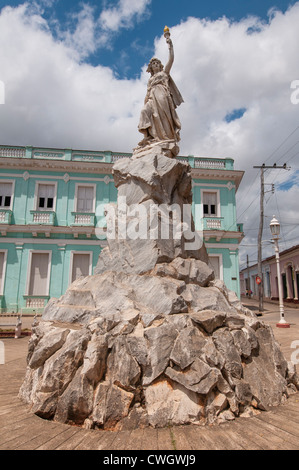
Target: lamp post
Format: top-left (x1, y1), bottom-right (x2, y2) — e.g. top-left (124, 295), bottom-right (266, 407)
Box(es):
top-left (269, 216), bottom-right (290, 328)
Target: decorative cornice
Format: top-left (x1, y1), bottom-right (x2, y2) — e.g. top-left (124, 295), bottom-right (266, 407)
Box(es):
top-left (0, 157), bottom-right (113, 175)
top-left (0, 157), bottom-right (244, 190)
top-left (203, 229), bottom-right (244, 243)
top-left (192, 169), bottom-right (244, 190)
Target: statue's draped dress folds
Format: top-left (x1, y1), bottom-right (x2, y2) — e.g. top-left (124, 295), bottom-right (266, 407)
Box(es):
top-left (137, 28), bottom-right (184, 148)
top-left (138, 67), bottom-right (184, 144)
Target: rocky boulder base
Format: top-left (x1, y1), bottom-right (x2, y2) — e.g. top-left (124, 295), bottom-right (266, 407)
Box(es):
top-left (19, 274), bottom-right (299, 430)
top-left (19, 147), bottom-right (299, 430)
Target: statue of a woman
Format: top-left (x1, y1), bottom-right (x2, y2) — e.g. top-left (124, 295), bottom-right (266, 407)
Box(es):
top-left (137, 28), bottom-right (184, 155)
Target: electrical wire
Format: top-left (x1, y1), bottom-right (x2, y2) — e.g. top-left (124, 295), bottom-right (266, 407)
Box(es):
top-left (264, 124), bottom-right (299, 164)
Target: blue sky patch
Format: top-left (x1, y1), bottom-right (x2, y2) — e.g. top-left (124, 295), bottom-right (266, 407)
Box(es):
top-left (0, 0), bottom-right (297, 79)
top-left (278, 171), bottom-right (299, 191)
top-left (225, 108), bottom-right (247, 123)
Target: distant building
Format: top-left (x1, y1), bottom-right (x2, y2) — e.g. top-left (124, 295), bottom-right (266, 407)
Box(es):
top-left (0, 145), bottom-right (244, 313)
top-left (240, 244), bottom-right (299, 303)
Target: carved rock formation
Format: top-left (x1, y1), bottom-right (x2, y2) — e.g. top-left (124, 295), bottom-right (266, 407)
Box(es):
top-left (19, 148), bottom-right (299, 430)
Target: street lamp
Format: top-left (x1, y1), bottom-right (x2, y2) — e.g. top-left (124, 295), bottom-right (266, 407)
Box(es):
top-left (269, 216), bottom-right (290, 328)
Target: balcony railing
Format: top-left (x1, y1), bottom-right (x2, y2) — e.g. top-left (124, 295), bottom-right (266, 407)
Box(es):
top-left (194, 158), bottom-right (226, 169)
top-left (30, 210), bottom-right (55, 225)
top-left (71, 212), bottom-right (95, 226)
top-left (203, 217), bottom-right (224, 230)
top-left (0, 147), bottom-right (26, 158)
top-left (111, 153), bottom-right (132, 163)
top-left (23, 296), bottom-right (49, 309)
top-left (0, 209), bottom-right (12, 224)
top-left (0, 145), bottom-right (235, 170)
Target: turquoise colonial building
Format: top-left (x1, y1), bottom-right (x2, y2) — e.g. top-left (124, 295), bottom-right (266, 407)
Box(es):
top-left (0, 145), bottom-right (244, 313)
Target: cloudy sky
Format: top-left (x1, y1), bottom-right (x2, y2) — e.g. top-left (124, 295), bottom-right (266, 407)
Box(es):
top-left (0, 0), bottom-right (299, 269)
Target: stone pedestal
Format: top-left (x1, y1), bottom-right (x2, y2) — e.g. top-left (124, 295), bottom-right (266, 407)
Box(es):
top-left (19, 146), bottom-right (299, 430)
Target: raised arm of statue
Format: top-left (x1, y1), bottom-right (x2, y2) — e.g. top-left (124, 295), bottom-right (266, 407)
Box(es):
top-left (164, 37), bottom-right (174, 75)
top-left (136, 26), bottom-right (184, 156)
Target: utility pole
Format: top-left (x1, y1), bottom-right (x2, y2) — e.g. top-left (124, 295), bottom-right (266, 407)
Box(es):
top-left (246, 254), bottom-right (250, 297)
top-left (253, 163), bottom-right (289, 314)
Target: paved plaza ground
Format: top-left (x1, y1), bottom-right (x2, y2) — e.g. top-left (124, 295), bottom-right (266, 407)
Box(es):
top-left (0, 299), bottom-right (299, 451)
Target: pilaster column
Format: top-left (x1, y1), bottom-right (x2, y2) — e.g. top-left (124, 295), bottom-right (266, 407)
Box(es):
top-left (293, 268), bottom-right (298, 300)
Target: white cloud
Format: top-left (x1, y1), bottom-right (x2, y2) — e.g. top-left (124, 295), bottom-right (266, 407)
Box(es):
top-left (99, 0), bottom-right (152, 32)
top-left (0, 2), bottom-right (299, 264)
top-left (0, 3), bottom-right (144, 150)
top-left (59, 4), bottom-right (99, 59)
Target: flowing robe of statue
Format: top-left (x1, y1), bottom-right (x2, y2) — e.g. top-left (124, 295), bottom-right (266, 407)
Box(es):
top-left (137, 29), bottom-right (184, 150)
top-left (138, 70), bottom-right (184, 144)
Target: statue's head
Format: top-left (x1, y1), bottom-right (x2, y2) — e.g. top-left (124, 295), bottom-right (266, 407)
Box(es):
top-left (147, 58), bottom-right (164, 76)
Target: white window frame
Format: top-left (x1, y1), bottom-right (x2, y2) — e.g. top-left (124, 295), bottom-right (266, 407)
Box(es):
top-left (0, 249), bottom-right (8, 295)
top-left (0, 179), bottom-right (15, 210)
top-left (69, 251), bottom-right (93, 285)
top-left (74, 183), bottom-right (96, 213)
top-left (208, 253), bottom-right (223, 281)
top-left (34, 181), bottom-right (57, 212)
top-left (25, 250), bottom-right (52, 296)
top-left (201, 189), bottom-right (221, 218)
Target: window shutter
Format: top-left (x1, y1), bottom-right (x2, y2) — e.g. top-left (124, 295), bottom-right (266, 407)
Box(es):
top-left (203, 192), bottom-right (217, 216)
top-left (71, 254), bottom-right (90, 282)
top-left (0, 183), bottom-right (12, 208)
top-left (209, 256), bottom-right (220, 279)
top-left (38, 184), bottom-right (55, 210)
top-left (77, 186), bottom-right (94, 213)
top-left (28, 253), bottom-right (50, 295)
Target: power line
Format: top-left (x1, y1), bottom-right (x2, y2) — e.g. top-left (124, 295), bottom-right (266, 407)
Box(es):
top-left (264, 124), bottom-right (299, 164)
top-left (252, 164), bottom-right (289, 313)
top-left (236, 172), bottom-right (261, 216)
top-left (268, 141), bottom-right (299, 167)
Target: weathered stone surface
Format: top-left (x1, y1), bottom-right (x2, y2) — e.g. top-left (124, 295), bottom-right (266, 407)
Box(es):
top-left (225, 313), bottom-right (246, 330)
top-left (287, 361), bottom-right (299, 389)
top-left (166, 358), bottom-right (221, 395)
top-left (19, 327), bottom-right (91, 419)
top-left (234, 379), bottom-right (253, 407)
top-left (153, 257), bottom-right (214, 287)
top-left (231, 329), bottom-right (252, 358)
top-left (19, 145), bottom-right (299, 430)
top-left (144, 379), bottom-right (204, 427)
top-left (191, 310), bottom-right (226, 334)
top-left (92, 382), bottom-right (134, 429)
top-left (94, 150), bottom-right (210, 277)
top-left (28, 326), bottom-right (69, 369)
top-left (112, 152), bottom-right (192, 206)
top-left (212, 328), bottom-right (243, 380)
top-left (182, 285), bottom-right (236, 314)
top-left (143, 323), bottom-right (178, 385)
top-left (242, 326), bottom-right (289, 410)
top-left (42, 271), bottom-right (189, 326)
top-left (107, 336), bottom-right (141, 390)
top-left (170, 326), bottom-right (206, 369)
top-left (19, 299), bottom-right (299, 428)
top-left (54, 369), bottom-right (94, 425)
top-left (206, 391), bottom-right (228, 423)
top-left (81, 332), bottom-right (108, 384)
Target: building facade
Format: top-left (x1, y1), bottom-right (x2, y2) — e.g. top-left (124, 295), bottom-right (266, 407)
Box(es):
top-left (240, 244), bottom-right (299, 303)
top-left (0, 145), bottom-right (244, 313)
